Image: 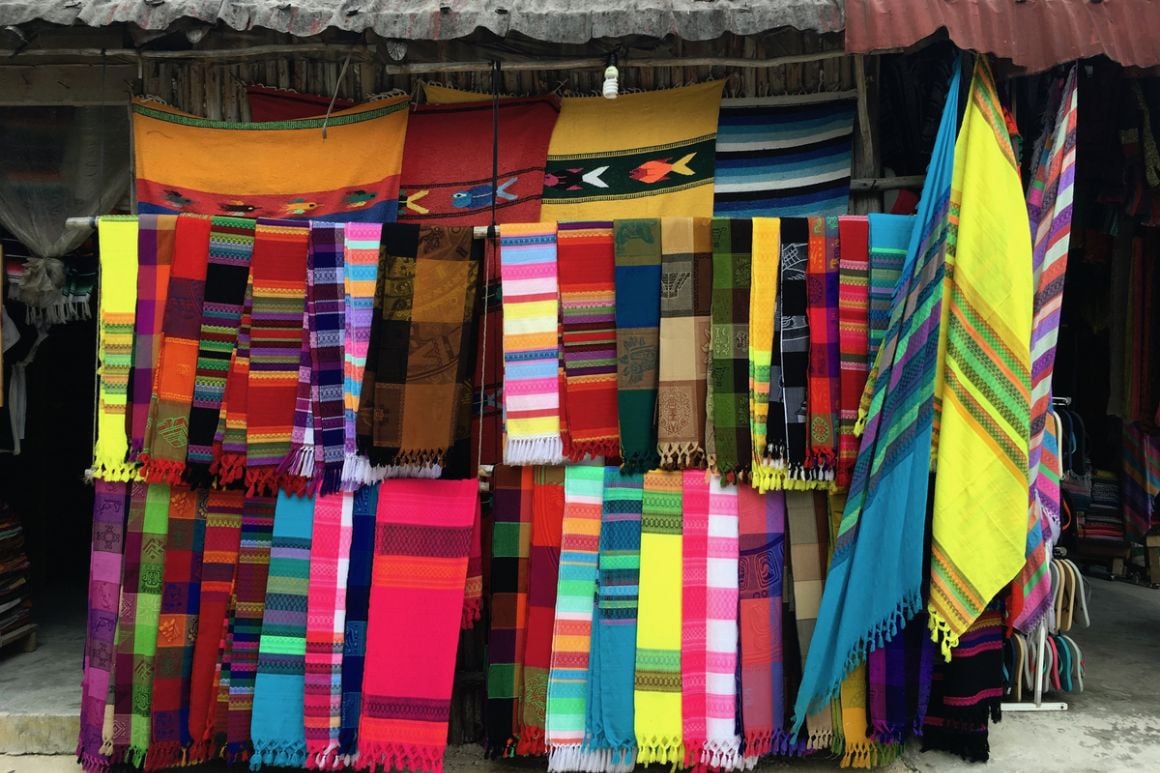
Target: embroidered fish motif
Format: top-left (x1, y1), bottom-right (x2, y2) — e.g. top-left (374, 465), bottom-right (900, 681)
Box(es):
top-left (283, 198), bottom-right (318, 215)
top-left (544, 166), bottom-right (609, 191)
top-left (344, 189), bottom-right (376, 208)
top-left (629, 152), bottom-right (697, 184)
top-left (451, 177), bottom-right (518, 209)
top-left (219, 200), bottom-right (257, 215)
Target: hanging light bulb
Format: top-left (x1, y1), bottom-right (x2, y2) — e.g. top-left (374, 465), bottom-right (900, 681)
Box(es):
top-left (602, 52), bottom-right (619, 100)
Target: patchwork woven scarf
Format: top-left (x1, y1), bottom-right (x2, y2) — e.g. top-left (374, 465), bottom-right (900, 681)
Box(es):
top-left (304, 493), bottom-right (353, 765)
top-left (866, 215), bottom-right (913, 363)
top-left (703, 478), bottom-right (740, 768)
top-left (244, 220), bottom-right (310, 492)
top-left (930, 58), bottom-right (1033, 658)
top-left (358, 224), bottom-right (480, 474)
top-left (250, 492), bottom-right (314, 769)
top-left (707, 218), bottom-right (753, 480)
top-left (786, 491), bottom-right (833, 749)
top-left (499, 223), bottom-right (565, 465)
top-left (545, 465), bottom-right (604, 770)
top-left (805, 216), bottom-right (840, 478)
top-left (308, 225), bottom-right (348, 493)
top-left (226, 495), bottom-right (276, 762)
top-left (778, 219), bottom-right (812, 485)
top-left (657, 218), bottom-right (713, 470)
top-left (520, 466), bottom-right (566, 756)
top-left (679, 469), bottom-right (710, 764)
top-left (836, 216), bottom-right (870, 490)
top-left (749, 218), bottom-right (781, 490)
top-left (129, 216), bottom-right (176, 462)
top-left (557, 222), bottom-right (620, 461)
top-left (93, 216), bottom-right (140, 482)
top-left (737, 487), bottom-right (787, 757)
top-left (78, 482), bottom-right (127, 773)
top-left (358, 479), bottom-right (478, 773)
top-left (142, 216), bottom-right (211, 484)
top-left (185, 217), bottom-right (254, 484)
top-left (868, 614), bottom-right (935, 745)
top-left (793, 64), bottom-right (961, 735)
top-left (213, 280), bottom-right (253, 484)
top-left (339, 484), bottom-right (379, 757)
top-left (635, 470), bottom-right (683, 765)
top-left (282, 273), bottom-right (319, 489)
top-left (614, 220), bottom-right (663, 473)
top-left (588, 468), bottom-right (643, 761)
top-left (470, 241), bottom-right (505, 471)
top-left (340, 223), bottom-right (383, 489)
top-left (106, 483), bottom-right (147, 760)
top-left (486, 466), bottom-right (535, 756)
top-left (188, 490), bottom-right (244, 758)
top-left (148, 487), bottom-right (206, 770)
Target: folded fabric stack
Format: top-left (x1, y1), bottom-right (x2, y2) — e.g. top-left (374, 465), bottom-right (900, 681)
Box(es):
top-left (0, 500), bottom-right (31, 641)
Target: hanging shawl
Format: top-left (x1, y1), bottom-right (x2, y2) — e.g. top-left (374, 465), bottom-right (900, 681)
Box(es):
top-left (679, 470), bottom-right (709, 765)
top-left (634, 470), bottom-right (683, 765)
top-left (786, 492), bottom-right (833, 750)
top-left (1013, 66), bottom-right (1079, 634)
top-left (929, 58), bottom-right (1034, 658)
top-left (791, 62), bottom-right (961, 734)
top-left (213, 281), bottom-right (253, 484)
top-left (867, 614), bottom-right (935, 745)
top-left (307, 225), bottom-right (348, 494)
top-left (749, 218), bottom-right (781, 491)
top-left (283, 296), bottom-right (318, 488)
top-left (836, 216), bottom-right (870, 490)
top-left (185, 217), bottom-right (255, 484)
top-left (702, 479), bottom-right (740, 768)
top-left (129, 216), bottom-right (177, 461)
top-left (77, 482), bottom-right (127, 773)
top-left (805, 216), bottom-right (840, 479)
top-left (339, 484), bottom-right (379, 758)
top-left (92, 217), bottom-right (139, 482)
top-left (614, 219), bottom-right (663, 473)
top-left (866, 215), bottom-right (913, 363)
top-left (105, 483), bottom-right (146, 760)
top-left (657, 218), bottom-right (713, 469)
top-left (519, 466), bottom-right (566, 756)
top-left (777, 219), bottom-right (812, 486)
top-left (340, 223), bottom-right (383, 489)
top-left (707, 217), bottom-right (753, 479)
top-left (557, 222), bottom-right (620, 461)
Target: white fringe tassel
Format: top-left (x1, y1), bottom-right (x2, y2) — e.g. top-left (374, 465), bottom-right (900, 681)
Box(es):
top-left (505, 435), bottom-right (566, 466)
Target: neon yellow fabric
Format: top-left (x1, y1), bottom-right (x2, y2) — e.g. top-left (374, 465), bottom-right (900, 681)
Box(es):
top-left (749, 218), bottom-right (781, 490)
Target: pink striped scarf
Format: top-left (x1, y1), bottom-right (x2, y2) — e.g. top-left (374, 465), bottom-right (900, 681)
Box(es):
top-left (680, 470), bottom-right (710, 764)
top-left (304, 492), bottom-right (353, 767)
top-left (704, 478), bottom-right (741, 768)
top-left (340, 223), bottom-right (382, 489)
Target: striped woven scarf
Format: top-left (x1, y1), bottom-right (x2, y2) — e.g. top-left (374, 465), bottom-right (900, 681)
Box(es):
top-left (283, 277), bottom-right (318, 488)
top-left (868, 614), bottom-right (935, 745)
top-left (251, 492), bottom-right (314, 769)
top-left (634, 470), bottom-right (683, 765)
top-left (679, 469), bottom-right (709, 764)
top-left (142, 216), bottom-right (211, 484)
top-left (708, 217), bottom-right (753, 480)
top-left (147, 487), bottom-right (206, 770)
top-left (519, 466), bottom-right (566, 756)
top-left (778, 218), bottom-right (812, 486)
top-left (557, 222), bottom-right (620, 461)
top-left (749, 218), bottom-right (781, 490)
top-left (304, 492), bottom-right (353, 765)
top-left (308, 225), bottom-right (348, 494)
top-left (339, 483), bottom-right (378, 757)
top-left (185, 217), bottom-right (255, 484)
top-left (340, 223), bottom-right (382, 489)
top-left (614, 220), bottom-right (663, 473)
top-left (93, 216), bottom-right (139, 482)
top-left (226, 495), bottom-right (276, 761)
top-left (212, 280), bottom-right (253, 484)
top-left (546, 465), bottom-right (604, 771)
top-left (500, 223), bottom-right (566, 465)
top-left (703, 478), bottom-right (740, 768)
top-left (588, 468), bottom-right (643, 761)
top-left (657, 218), bottom-right (713, 470)
top-left (187, 489), bottom-right (244, 759)
top-left (129, 216), bottom-right (176, 461)
top-left (866, 215), bottom-right (913, 363)
top-left (245, 220), bottom-right (310, 493)
top-left (930, 57), bottom-right (1033, 658)
top-left (836, 216), bottom-right (870, 490)
top-left (106, 483), bottom-right (146, 759)
top-left (78, 482), bottom-right (127, 773)
top-left (485, 466), bottom-right (535, 755)
top-left (805, 216), bottom-right (840, 478)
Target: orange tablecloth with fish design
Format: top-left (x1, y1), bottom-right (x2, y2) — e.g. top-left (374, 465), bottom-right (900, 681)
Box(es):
top-left (132, 96), bottom-right (409, 223)
top-left (397, 96), bottom-right (561, 226)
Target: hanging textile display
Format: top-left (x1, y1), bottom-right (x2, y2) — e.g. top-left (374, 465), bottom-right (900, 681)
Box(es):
top-left (786, 492), bottom-right (832, 749)
top-left (132, 96), bottom-right (409, 223)
top-left (339, 484), bottom-right (379, 758)
top-left (244, 85), bottom-right (355, 122)
top-left (541, 82), bottom-right (724, 221)
top-left (748, 217), bottom-right (780, 491)
top-left (283, 240), bottom-right (325, 487)
top-left (129, 216), bottom-right (176, 461)
top-left (679, 470), bottom-right (710, 765)
top-left (498, 223), bottom-right (566, 465)
top-left (805, 217), bottom-right (840, 479)
top-left (614, 220), bottom-right (663, 473)
top-left (929, 57), bottom-right (1033, 659)
top-left (836, 216), bottom-right (870, 490)
top-left (305, 224), bottom-right (348, 493)
top-left (777, 219), bottom-right (812, 486)
top-left (212, 282), bottom-right (253, 485)
top-left (792, 62), bottom-right (961, 733)
top-left (357, 479), bottom-right (478, 773)
top-left (357, 224), bottom-right (480, 475)
top-left (398, 97), bottom-right (560, 225)
top-left (657, 218), bottom-right (713, 470)
top-left (714, 98), bottom-right (855, 218)
top-left (707, 217), bottom-right (753, 480)
top-left (867, 615), bottom-right (935, 746)
top-left (865, 214), bottom-right (914, 361)
top-left (92, 216), bottom-right (139, 482)
top-left (339, 223), bottom-right (383, 489)
top-left (557, 222), bottom-right (620, 462)
top-left (702, 478), bottom-right (740, 768)
top-left (1122, 422), bottom-right (1160, 544)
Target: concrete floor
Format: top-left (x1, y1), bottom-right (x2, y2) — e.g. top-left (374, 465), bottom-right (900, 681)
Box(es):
top-left (1, 577), bottom-right (1157, 772)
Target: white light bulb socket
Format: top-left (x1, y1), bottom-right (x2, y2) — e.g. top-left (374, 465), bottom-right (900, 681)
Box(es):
top-left (602, 65), bottom-right (619, 100)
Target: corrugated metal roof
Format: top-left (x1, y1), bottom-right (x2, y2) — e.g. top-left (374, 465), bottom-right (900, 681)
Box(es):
top-left (846, 0), bottom-right (1160, 73)
top-left (0, 1), bottom-right (845, 43)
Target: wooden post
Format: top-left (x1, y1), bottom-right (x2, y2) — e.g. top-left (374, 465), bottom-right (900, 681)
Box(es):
top-left (851, 54), bottom-right (882, 215)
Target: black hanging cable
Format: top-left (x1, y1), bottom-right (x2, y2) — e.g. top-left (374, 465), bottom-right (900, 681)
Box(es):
top-left (489, 60), bottom-right (501, 237)
top-left (476, 60), bottom-right (502, 472)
